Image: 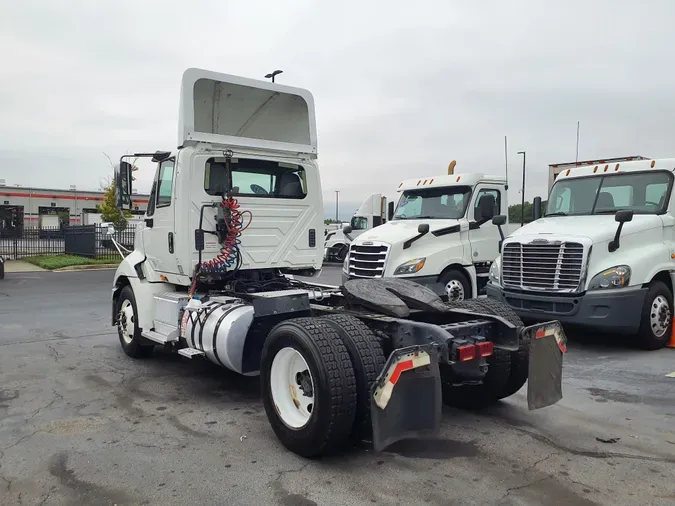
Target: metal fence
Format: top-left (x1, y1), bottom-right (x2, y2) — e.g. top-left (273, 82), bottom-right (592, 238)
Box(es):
top-left (0, 225), bottom-right (136, 261)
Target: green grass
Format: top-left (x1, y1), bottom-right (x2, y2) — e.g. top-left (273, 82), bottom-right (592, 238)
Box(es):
top-left (23, 254), bottom-right (121, 270)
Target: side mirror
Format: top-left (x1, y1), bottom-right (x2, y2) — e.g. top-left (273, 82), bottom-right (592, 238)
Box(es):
top-left (609, 210), bottom-right (634, 252)
top-left (418, 223), bottom-right (430, 234)
top-left (492, 215), bottom-right (506, 226)
top-left (342, 225), bottom-right (352, 234)
top-left (115, 161), bottom-right (133, 210)
top-left (533, 196), bottom-right (542, 220)
top-left (388, 201), bottom-right (395, 221)
top-left (615, 209), bottom-right (634, 223)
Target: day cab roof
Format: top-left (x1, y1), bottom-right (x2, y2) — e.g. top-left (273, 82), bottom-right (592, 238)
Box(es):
top-left (178, 68), bottom-right (317, 156)
top-left (397, 173), bottom-right (505, 192)
top-left (555, 158), bottom-right (675, 182)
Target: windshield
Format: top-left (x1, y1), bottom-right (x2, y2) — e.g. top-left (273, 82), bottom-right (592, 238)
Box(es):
top-left (394, 186), bottom-right (471, 220)
top-left (546, 171), bottom-right (672, 216)
top-left (350, 216), bottom-right (368, 230)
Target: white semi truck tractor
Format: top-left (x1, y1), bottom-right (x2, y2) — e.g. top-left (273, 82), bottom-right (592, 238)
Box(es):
top-left (324, 193), bottom-right (387, 262)
top-left (111, 68), bottom-right (567, 457)
top-left (488, 157), bottom-right (675, 350)
top-left (343, 165), bottom-right (519, 301)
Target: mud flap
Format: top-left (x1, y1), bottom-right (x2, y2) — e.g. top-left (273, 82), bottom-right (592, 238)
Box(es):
top-left (525, 321), bottom-right (567, 410)
top-left (370, 345), bottom-right (441, 452)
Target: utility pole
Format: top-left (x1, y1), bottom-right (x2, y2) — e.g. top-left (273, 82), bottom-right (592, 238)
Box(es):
top-left (517, 151), bottom-right (526, 226)
top-left (335, 190), bottom-right (340, 222)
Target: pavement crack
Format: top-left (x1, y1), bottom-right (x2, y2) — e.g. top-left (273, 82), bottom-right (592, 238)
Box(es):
top-left (499, 423), bottom-right (675, 464)
top-left (1, 431), bottom-right (40, 452)
top-left (45, 343), bottom-right (60, 362)
top-left (528, 451), bottom-right (560, 470)
top-left (499, 476), bottom-right (549, 503)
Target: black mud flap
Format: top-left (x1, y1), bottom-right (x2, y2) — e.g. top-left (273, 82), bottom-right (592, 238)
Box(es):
top-left (525, 321), bottom-right (567, 410)
top-left (370, 345), bottom-right (441, 452)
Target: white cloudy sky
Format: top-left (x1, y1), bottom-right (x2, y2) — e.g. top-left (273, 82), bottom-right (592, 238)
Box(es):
top-left (1, 0), bottom-right (674, 219)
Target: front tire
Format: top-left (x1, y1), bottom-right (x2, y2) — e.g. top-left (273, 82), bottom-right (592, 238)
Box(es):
top-left (116, 285), bottom-right (153, 358)
top-left (637, 281), bottom-right (673, 350)
top-left (0, 260), bottom-right (4, 280)
top-left (261, 318), bottom-right (357, 457)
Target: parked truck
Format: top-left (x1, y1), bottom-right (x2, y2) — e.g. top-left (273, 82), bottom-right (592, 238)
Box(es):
top-left (110, 68), bottom-right (567, 457)
top-left (324, 193), bottom-right (387, 262)
top-left (488, 157), bottom-right (675, 350)
top-left (343, 165), bottom-right (519, 301)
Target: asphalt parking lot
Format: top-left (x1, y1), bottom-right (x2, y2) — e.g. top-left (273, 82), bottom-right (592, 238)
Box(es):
top-left (1, 266), bottom-right (674, 505)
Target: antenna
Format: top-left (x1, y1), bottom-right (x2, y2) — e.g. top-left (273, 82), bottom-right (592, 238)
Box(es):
top-left (575, 121), bottom-right (580, 162)
top-left (504, 135), bottom-right (509, 190)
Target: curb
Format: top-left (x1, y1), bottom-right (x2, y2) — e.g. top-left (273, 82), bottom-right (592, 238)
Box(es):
top-left (54, 264), bottom-right (119, 272)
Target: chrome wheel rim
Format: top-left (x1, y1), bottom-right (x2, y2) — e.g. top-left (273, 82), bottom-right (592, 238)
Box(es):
top-left (650, 295), bottom-right (670, 338)
top-left (445, 279), bottom-right (465, 302)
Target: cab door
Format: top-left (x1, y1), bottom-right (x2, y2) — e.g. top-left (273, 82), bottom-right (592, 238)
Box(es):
top-left (468, 186), bottom-right (502, 264)
top-left (141, 158), bottom-right (178, 274)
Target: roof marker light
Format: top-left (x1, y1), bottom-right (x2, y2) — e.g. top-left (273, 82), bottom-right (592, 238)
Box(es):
top-left (593, 167), bottom-right (598, 173)
top-left (429, 178), bottom-right (434, 184)
top-left (456, 176), bottom-right (461, 182)
top-left (651, 160), bottom-right (656, 168)
top-left (417, 180), bottom-right (421, 186)
top-left (565, 169), bottom-right (571, 176)
top-left (615, 164), bottom-right (620, 170)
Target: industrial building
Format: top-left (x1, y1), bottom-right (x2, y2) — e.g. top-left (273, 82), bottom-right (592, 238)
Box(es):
top-left (0, 179), bottom-right (149, 235)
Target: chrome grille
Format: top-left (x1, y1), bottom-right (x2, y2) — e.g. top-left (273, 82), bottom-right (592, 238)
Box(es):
top-left (348, 243), bottom-right (389, 278)
top-left (502, 241), bottom-right (584, 291)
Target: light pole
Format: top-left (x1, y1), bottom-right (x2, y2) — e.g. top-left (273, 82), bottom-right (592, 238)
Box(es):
top-left (517, 151), bottom-right (526, 226)
top-left (335, 190), bottom-right (340, 222)
top-left (264, 70), bottom-right (283, 83)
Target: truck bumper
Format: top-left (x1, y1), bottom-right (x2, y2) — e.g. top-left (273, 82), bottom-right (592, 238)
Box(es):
top-left (486, 283), bottom-right (647, 334)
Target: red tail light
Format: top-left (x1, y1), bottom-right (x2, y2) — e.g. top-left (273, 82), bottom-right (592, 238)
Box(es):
top-left (477, 341), bottom-right (493, 357)
top-left (457, 344), bottom-right (476, 362)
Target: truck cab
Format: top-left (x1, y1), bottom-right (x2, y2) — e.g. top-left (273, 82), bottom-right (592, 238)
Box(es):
top-left (324, 193), bottom-right (386, 262)
top-left (488, 158), bottom-right (675, 349)
top-left (343, 170), bottom-right (516, 300)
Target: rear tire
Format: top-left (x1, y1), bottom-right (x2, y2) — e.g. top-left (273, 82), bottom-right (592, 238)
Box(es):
top-left (261, 317), bottom-right (357, 457)
top-left (320, 314), bottom-right (386, 441)
top-left (441, 299), bottom-right (524, 408)
top-left (116, 285), bottom-right (153, 359)
top-left (637, 281), bottom-right (672, 350)
top-left (0, 260), bottom-right (4, 280)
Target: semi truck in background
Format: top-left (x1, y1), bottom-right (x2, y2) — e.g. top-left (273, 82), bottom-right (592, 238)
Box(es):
top-left (343, 162), bottom-right (519, 301)
top-left (489, 156), bottom-right (675, 350)
top-left (324, 193), bottom-right (387, 262)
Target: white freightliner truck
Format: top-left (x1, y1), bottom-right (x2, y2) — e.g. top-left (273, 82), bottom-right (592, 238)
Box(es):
top-left (324, 193), bottom-right (387, 262)
top-left (343, 166), bottom-right (519, 301)
top-left (110, 68), bottom-right (567, 457)
top-left (488, 157), bottom-right (675, 350)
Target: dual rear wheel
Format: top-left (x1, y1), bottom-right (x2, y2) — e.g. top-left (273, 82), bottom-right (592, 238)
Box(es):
top-left (260, 315), bottom-right (385, 458)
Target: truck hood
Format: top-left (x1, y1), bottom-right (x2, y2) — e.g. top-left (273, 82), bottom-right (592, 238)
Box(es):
top-left (510, 215), bottom-right (663, 243)
top-left (355, 219), bottom-right (461, 245)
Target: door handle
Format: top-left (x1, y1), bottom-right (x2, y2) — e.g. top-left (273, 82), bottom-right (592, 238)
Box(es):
top-left (145, 218), bottom-right (154, 228)
top-left (168, 232), bottom-right (174, 253)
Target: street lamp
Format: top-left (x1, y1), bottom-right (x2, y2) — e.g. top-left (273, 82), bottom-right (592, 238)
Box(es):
top-left (264, 70), bottom-right (283, 83)
top-left (517, 151), bottom-right (526, 226)
top-left (335, 190), bottom-right (340, 222)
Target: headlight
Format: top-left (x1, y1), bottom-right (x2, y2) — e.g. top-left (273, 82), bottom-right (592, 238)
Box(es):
top-left (394, 258), bottom-right (426, 275)
top-left (342, 252), bottom-right (350, 273)
top-left (489, 256), bottom-right (501, 285)
top-left (588, 265), bottom-right (631, 290)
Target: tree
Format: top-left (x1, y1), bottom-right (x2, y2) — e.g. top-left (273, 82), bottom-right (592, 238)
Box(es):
top-left (98, 177), bottom-right (132, 230)
top-left (508, 200), bottom-right (548, 224)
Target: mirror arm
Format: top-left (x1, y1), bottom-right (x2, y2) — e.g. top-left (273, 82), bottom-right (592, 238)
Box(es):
top-left (608, 222), bottom-right (625, 253)
top-left (403, 229), bottom-right (429, 250)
